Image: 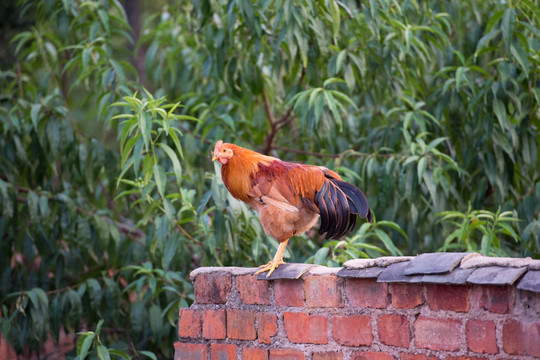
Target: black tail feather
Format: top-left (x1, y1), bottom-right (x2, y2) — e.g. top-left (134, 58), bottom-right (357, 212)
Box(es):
top-left (316, 178), bottom-right (371, 240)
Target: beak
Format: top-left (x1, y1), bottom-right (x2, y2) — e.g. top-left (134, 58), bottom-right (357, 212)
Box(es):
top-left (212, 155), bottom-right (218, 162)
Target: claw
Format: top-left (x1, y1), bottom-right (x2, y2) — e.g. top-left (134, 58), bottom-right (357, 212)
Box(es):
top-left (254, 239), bottom-right (290, 278)
top-left (255, 259), bottom-right (286, 277)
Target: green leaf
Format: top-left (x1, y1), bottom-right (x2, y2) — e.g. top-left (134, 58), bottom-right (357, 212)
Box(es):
top-left (30, 104), bottom-right (41, 130)
top-left (501, 8), bottom-right (515, 53)
top-left (97, 344), bottom-right (111, 360)
top-left (492, 98), bottom-right (507, 130)
top-left (159, 143), bottom-right (182, 186)
top-left (139, 351), bottom-right (158, 360)
top-left (314, 247), bottom-right (329, 265)
top-left (154, 164), bottom-right (167, 197)
top-left (373, 229), bottom-right (402, 256)
top-left (510, 42), bottom-right (529, 76)
top-left (78, 333), bottom-right (95, 360)
top-left (417, 156), bottom-right (428, 183)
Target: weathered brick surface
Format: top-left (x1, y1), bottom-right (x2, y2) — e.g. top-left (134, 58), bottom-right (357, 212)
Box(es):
top-left (473, 285), bottom-right (513, 314)
top-left (414, 316), bottom-right (462, 351)
top-left (400, 354), bottom-right (439, 360)
top-left (378, 314), bottom-right (410, 347)
top-left (284, 312), bottom-right (328, 344)
top-left (210, 343), bottom-right (237, 360)
top-left (269, 348), bottom-right (305, 360)
top-left (312, 352), bottom-right (343, 360)
top-left (257, 312), bottom-right (277, 344)
top-left (352, 351), bottom-right (395, 360)
top-left (346, 278), bottom-right (389, 308)
top-left (194, 272), bottom-right (232, 304)
top-left (304, 275), bottom-right (343, 308)
top-left (331, 315), bottom-right (373, 346)
top-left (202, 309), bottom-right (226, 339)
top-left (274, 279), bottom-right (304, 307)
top-left (178, 309), bottom-right (201, 338)
top-left (426, 284), bottom-right (470, 312)
top-left (502, 319), bottom-right (540, 357)
top-left (178, 267), bottom-right (540, 360)
top-left (174, 343), bottom-right (207, 360)
top-left (236, 274), bottom-right (271, 305)
top-left (227, 309), bottom-right (256, 340)
top-left (242, 347), bottom-right (268, 360)
top-left (391, 283), bottom-right (424, 309)
top-left (466, 319), bottom-right (498, 354)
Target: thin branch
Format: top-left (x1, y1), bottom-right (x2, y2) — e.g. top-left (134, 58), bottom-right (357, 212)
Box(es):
top-left (176, 222), bottom-right (204, 246)
top-left (262, 67), bottom-right (306, 154)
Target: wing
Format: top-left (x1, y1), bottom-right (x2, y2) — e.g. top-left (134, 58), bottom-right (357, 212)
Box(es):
top-left (248, 161), bottom-right (328, 213)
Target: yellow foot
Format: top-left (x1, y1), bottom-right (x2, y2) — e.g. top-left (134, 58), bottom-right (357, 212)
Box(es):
top-left (254, 259), bottom-right (286, 277)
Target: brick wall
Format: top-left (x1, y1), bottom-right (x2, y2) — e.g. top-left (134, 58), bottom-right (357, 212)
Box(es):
top-left (176, 257), bottom-right (540, 360)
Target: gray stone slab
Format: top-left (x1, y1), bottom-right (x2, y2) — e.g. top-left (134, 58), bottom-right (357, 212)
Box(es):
top-left (517, 270), bottom-right (540, 293)
top-left (337, 267), bottom-right (385, 279)
top-left (344, 256), bottom-right (414, 270)
top-left (190, 266), bottom-right (258, 280)
top-left (377, 261), bottom-right (423, 283)
top-left (420, 268), bottom-right (476, 285)
top-left (467, 266), bottom-right (528, 286)
top-left (403, 252), bottom-right (469, 276)
top-left (256, 263), bottom-right (314, 281)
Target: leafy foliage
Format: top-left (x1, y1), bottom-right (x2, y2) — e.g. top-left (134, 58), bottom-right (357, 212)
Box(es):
top-left (0, 0), bottom-right (539, 358)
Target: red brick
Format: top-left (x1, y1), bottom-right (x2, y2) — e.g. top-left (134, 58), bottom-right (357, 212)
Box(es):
top-left (178, 309), bottom-right (201, 338)
top-left (174, 343), bottom-right (207, 360)
top-left (236, 274), bottom-right (271, 305)
top-left (331, 315), bottom-right (373, 346)
top-left (414, 316), bottom-right (462, 351)
top-left (400, 354), bottom-right (438, 360)
top-left (227, 309), bottom-right (256, 340)
top-left (275, 279), bottom-right (304, 307)
top-left (346, 278), bottom-right (389, 308)
top-left (426, 284), bottom-right (470, 312)
top-left (313, 352), bottom-right (343, 360)
top-left (202, 309), bottom-right (226, 339)
top-left (243, 347), bottom-right (268, 360)
top-left (284, 312), bottom-right (328, 344)
top-left (352, 351), bottom-right (395, 360)
top-left (391, 283), bottom-right (424, 309)
top-left (211, 344), bottom-right (237, 360)
top-left (473, 285), bottom-right (513, 314)
top-left (378, 314), bottom-right (410, 347)
top-left (304, 275), bottom-right (344, 308)
top-left (446, 357), bottom-right (490, 360)
top-left (257, 312), bottom-right (277, 344)
top-left (502, 319), bottom-right (540, 357)
top-left (466, 319), bottom-right (498, 354)
top-left (194, 272), bottom-right (232, 304)
top-left (269, 348), bottom-right (305, 360)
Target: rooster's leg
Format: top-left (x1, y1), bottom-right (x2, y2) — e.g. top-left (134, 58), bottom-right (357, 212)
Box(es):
top-left (255, 239), bottom-right (289, 277)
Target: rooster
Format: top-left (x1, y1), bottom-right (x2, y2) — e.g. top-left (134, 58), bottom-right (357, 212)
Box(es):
top-left (212, 140), bottom-right (372, 277)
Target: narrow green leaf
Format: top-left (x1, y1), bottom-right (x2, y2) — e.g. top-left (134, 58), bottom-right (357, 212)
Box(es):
top-left (492, 98), bottom-right (506, 130)
top-left (78, 333), bottom-right (95, 359)
top-left (97, 344), bottom-right (111, 360)
top-left (158, 143), bottom-right (182, 186)
top-left (373, 229), bottom-right (402, 256)
top-left (139, 351), bottom-right (158, 360)
top-left (417, 156), bottom-right (428, 183)
top-left (154, 164), bottom-right (167, 197)
top-left (30, 104), bottom-right (41, 130)
top-left (501, 8), bottom-right (515, 53)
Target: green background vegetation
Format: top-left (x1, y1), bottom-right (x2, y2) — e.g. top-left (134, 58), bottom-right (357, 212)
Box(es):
top-left (1, 0), bottom-right (539, 358)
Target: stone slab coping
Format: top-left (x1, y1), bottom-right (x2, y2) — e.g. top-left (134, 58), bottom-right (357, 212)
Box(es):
top-left (189, 253), bottom-right (540, 293)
